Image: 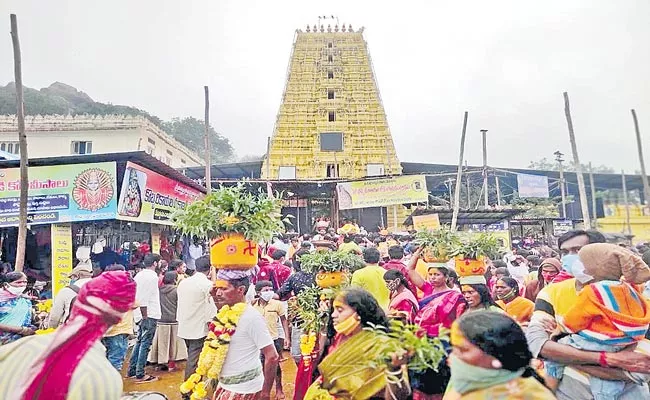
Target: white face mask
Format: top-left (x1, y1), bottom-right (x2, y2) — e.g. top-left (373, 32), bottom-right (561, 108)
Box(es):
top-left (259, 291), bottom-right (274, 302)
top-left (5, 285), bottom-right (26, 295)
top-left (572, 259), bottom-right (594, 284)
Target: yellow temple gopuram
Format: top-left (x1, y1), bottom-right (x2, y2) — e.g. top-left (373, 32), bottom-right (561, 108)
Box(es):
top-left (261, 23), bottom-right (402, 180)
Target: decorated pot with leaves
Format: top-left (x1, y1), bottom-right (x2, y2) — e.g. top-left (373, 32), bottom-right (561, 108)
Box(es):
top-left (172, 183), bottom-right (287, 270)
top-left (315, 271), bottom-right (347, 288)
top-left (450, 232), bottom-right (501, 278)
top-left (415, 227), bottom-right (459, 263)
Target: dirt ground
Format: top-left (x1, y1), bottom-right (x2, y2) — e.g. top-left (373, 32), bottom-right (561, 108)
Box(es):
top-left (123, 351), bottom-right (297, 400)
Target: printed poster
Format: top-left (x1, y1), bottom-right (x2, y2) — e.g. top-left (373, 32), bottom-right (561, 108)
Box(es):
top-left (0, 162), bottom-right (117, 226)
top-left (337, 175), bottom-right (428, 210)
top-left (51, 223), bottom-right (73, 297)
top-left (412, 213), bottom-right (441, 231)
top-left (517, 174), bottom-right (549, 198)
top-left (117, 162), bottom-right (203, 226)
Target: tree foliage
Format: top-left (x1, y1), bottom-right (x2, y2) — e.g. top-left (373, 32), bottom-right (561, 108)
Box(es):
top-left (0, 82), bottom-right (235, 161)
top-left (162, 117), bottom-right (234, 163)
top-left (528, 158), bottom-right (615, 174)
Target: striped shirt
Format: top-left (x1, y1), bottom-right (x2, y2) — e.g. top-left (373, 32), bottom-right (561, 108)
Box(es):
top-left (0, 334), bottom-right (122, 400)
top-left (558, 280), bottom-right (650, 346)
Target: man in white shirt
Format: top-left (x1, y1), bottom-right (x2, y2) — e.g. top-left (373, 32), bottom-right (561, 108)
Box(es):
top-left (213, 272), bottom-right (279, 400)
top-left (47, 264), bottom-right (93, 328)
top-left (127, 253), bottom-right (162, 383)
top-left (177, 255), bottom-right (217, 381)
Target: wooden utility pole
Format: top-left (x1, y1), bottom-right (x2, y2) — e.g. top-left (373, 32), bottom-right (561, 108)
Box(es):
top-left (631, 109), bottom-right (650, 206)
top-left (589, 162), bottom-right (598, 228)
top-left (621, 170), bottom-right (632, 236)
top-left (10, 14), bottom-right (28, 272)
top-left (555, 151), bottom-right (567, 219)
top-left (481, 129), bottom-right (489, 208)
top-left (203, 86), bottom-right (212, 194)
top-left (451, 112), bottom-right (468, 231)
top-left (563, 92), bottom-right (591, 228)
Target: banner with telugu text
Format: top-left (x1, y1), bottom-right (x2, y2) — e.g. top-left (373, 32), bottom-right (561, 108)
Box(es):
top-left (0, 162), bottom-right (117, 227)
top-left (336, 175), bottom-right (428, 210)
top-left (116, 162), bottom-right (204, 226)
top-left (51, 223), bottom-right (73, 297)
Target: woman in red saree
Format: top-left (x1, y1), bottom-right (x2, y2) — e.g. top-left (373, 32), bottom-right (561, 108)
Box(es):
top-left (406, 248), bottom-right (467, 400)
top-left (384, 269), bottom-right (419, 323)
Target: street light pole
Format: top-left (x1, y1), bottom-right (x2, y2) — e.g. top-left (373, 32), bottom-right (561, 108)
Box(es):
top-left (481, 129), bottom-right (488, 208)
top-left (555, 151), bottom-right (567, 219)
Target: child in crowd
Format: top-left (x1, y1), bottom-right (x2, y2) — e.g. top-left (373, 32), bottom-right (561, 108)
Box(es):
top-left (545, 243), bottom-right (650, 399)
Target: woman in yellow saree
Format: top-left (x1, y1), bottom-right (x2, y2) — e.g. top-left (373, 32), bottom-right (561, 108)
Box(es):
top-left (305, 288), bottom-right (407, 400)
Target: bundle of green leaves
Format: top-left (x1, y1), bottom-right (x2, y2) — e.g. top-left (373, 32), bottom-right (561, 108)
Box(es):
top-left (450, 232), bottom-right (501, 260)
top-left (299, 251), bottom-right (366, 274)
top-left (367, 320), bottom-right (447, 375)
top-left (413, 226), bottom-right (460, 259)
top-left (172, 183), bottom-right (287, 242)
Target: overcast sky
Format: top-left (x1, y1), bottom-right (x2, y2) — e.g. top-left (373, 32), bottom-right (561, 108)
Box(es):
top-left (3, 0), bottom-right (649, 172)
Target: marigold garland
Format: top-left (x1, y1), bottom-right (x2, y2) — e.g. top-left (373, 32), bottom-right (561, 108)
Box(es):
top-left (180, 302), bottom-right (247, 399)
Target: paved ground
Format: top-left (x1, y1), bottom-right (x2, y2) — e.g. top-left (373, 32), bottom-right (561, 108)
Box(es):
top-left (123, 351), bottom-right (298, 400)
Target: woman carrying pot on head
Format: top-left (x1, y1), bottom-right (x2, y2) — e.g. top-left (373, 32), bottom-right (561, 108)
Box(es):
top-left (406, 248), bottom-right (466, 400)
top-left (406, 248), bottom-right (466, 337)
top-left (494, 277), bottom-right (535, 326)
top-left (0, 272), bottom-right (34, 345)
top-left (304, 288), bottom-right (410, 400)
top-left (444, 311), bottom-right (554, 399)
top-left (384, 269), bottom-right (419, 324)
top-left (523, 258), bottom-right (561, 302)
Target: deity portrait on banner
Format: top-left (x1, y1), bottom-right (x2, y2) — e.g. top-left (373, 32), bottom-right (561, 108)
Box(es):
top-left (72, 168), bottom-right (114, 211)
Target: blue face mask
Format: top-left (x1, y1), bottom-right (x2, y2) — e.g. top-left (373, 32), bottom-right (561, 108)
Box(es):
top-left (561, 254), bottom-right (579, 275)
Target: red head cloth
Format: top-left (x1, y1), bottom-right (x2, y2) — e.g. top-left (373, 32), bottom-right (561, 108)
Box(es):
top-left (17, 271), bottom-right (136, 400)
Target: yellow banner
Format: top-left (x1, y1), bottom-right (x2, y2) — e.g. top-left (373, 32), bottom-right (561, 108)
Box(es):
top-left (151, 225), bottom-right (162, 255)
top-left (51, 223), bottom-right (73, 297)
top-left (336, 175), bottom-right (428, 210)
top-left (412, 214), bottom-right (440, 231)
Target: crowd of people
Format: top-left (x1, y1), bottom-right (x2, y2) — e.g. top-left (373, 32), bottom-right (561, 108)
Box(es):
top-left (1, 225), bottom-right (650, 399)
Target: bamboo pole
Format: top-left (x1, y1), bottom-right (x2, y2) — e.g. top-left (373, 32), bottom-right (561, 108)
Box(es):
top-left (563, 92), bottom-right (591, 229)
top-left (451, 112), bottom-right (468, 231)
top-left (495, 176), bottom-right (502, 206)
top-left (203, 86), bottom-right (212, 194)
top-left (621, 170), bottom-right (632, 236)
top-left (589, 163), bottom-right (598, 228)
top-left (10, 14), bottom-right (28, 272)
top-left (631, 109), bottom-right (650, 205)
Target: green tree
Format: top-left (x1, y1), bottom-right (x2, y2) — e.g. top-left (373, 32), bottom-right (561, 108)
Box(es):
top-left (162, 117), bottom-right (234, 163)
top-left (528, 158), bottom-right (615, 174)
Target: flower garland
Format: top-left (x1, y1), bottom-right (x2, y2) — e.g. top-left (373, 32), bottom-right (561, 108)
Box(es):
top-left (180, 303), bottom-right (247, 399)
top-left (299, 332), bottom-right (317, 366)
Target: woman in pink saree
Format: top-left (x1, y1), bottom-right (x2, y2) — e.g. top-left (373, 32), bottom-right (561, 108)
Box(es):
top-left (384, 269), bottom-right (419, 323)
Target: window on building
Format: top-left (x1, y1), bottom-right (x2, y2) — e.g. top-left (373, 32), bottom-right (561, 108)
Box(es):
top-left (327, 90), bottom-right (335, 99)
top-left (166, 149), bottom-right (173, 156)
top-left (328, 42), bottom-right (333, 48)
top-left (278, 166), bottom-right (296, 180)
top-left (71, 141), bottom-right (92, 155)
top-left (328, 111), bottom-right (335, 122)
top-left (181, 158), bottom-right (187, 164)
top-left (366, 163), bottom-right (385, 177)
top-left (0, 142), bottom-right (19, 154)
top-left (148, 137), bottom-right (156, 145)
top-left (320, 132), bottom-right (343, 151)
top-left (326, 164), bottom-right (339, 178)
top-left (328, 55), bottom-right (333, 62)
top-left (327, 70), bottom-right (334, 79)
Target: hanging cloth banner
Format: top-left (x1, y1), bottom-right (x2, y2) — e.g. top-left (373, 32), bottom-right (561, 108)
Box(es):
top-left (517, 174), bottom-right (549, 198)
top-left (336, 175), bottom-right (428, 210)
